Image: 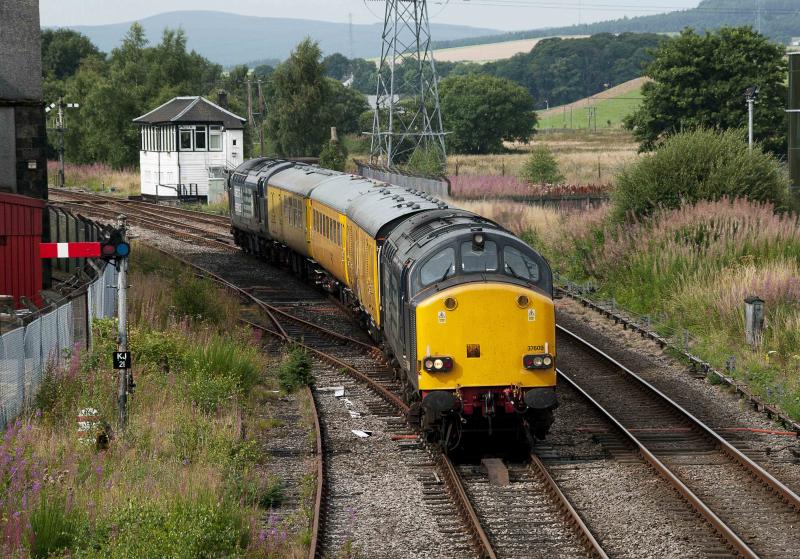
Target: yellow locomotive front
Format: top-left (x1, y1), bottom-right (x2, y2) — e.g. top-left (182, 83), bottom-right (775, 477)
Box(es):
top-left (380, 211), bottom-right (557, 447)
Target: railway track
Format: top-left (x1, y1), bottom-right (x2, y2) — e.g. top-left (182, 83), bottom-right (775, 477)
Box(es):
top-left (49, 195), bottom-right (235, 250)
top-left (49, 187), bottom-right (231, 228)
top-left (54, 194), bottom-right (800, 557)
top-left (557, 324), bottom-right (800, 559)
top-left (149, 245), bottom-right (607, 559)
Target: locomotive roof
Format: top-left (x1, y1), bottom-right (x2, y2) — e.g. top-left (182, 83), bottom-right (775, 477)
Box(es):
top-left (385, 208), bottom-right (503, 255)
top-left (347, 185), bottom-right (448, 238)
top-left (243, 159), bottom-right (295, 187)
top-left (310, 175), bottom-right (380, 213)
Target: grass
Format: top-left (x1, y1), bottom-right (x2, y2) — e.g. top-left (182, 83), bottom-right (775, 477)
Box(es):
top-left (536, 81), bottom-right (645, 130)
top-left (471, 197), bottom-right (800, 421)
top-left (448, 130), bottom-right (639, 186)
top-left (1, 243), bottom-right (313, 558)
top-left (49, 161), bottom-right (139, 197)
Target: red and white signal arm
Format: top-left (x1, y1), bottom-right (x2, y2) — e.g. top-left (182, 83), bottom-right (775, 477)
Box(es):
top-left (39, 242), bottom-right (101, 259)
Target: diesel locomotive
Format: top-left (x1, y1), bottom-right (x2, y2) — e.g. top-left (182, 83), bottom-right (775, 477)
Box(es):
top-left (229, 158), bottom-right (557, 446)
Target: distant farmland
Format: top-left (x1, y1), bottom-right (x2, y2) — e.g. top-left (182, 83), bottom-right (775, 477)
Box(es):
top-left (536, 77), bottom-right (649, 130)
top-left (430, 35), bottom-right (587, 63)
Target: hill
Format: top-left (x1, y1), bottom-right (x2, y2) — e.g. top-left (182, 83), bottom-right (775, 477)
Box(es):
top-left (62, 11), bottom-right (500, 67)
top-left (536, 78), bottom-right (648, 130)
top-left (433, 0), bottom-right (800, 50)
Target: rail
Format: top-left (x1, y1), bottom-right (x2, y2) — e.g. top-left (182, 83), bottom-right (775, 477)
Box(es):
top-left (555, 280), bottom-right (800, 434)
top-left (147, 246), bottom-right (496, 559)
top-left (557, 324), bottom-right (800, 558)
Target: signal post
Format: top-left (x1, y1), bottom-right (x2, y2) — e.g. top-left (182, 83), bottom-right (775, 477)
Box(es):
top-left (40, 217), bottom-right (132, 429)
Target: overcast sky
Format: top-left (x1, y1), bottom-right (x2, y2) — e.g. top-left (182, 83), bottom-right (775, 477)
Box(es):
top-left (40, 0), bottom-right (702, 31)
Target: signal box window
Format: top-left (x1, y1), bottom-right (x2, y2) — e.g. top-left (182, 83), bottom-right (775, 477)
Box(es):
top-left (503, 245), bottom-right (539, 282)
top-left (195, 126), bottom-right (207, 150)
top-left (420, 247), bottom-right (455, 288)
top-left (179, 128), bottom-right (193, 150)
top-left (461, 241), bottom-right (498, 273)
top-left (209, 126), bottom-right (222, 151)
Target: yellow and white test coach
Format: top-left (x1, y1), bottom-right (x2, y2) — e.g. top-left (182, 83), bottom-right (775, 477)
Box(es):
top-left (229, 158), bottom-right (557, 446)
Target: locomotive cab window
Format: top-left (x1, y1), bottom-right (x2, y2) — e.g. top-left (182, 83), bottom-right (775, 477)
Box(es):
top-left (503, 245), bottom-right (539, 282)
top-left (419, 247), bottom-right (455, 288)
top-left (461, 240), bottom-right (498, 273)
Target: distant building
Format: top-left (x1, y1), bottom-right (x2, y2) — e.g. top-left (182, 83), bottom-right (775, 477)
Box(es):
top-left (791, 37), bottom-right (800, 47)
top-left (132, 95), bottom-right (246, 200)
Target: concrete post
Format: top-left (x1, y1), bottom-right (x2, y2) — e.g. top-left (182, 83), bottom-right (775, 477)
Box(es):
top-left (744, 296), bottom-right (765, 347)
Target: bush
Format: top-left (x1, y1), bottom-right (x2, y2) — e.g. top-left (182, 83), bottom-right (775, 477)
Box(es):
top-left (519, 145), bottom-right (564, 185)
top-left (171, 274), bottom-right (229, 323)
top-left (319, 139), bottom-right (348, 171)
top-left (184, 334), bottom-right (263, 413)
top-left (613, 128), bottom-right (790, 221)
top-left (277, 345), bottom-right (313, 393)
top-left (75, 496), bottom-right (248, 559)
top-left (405, 144), bottom-right (445, 177)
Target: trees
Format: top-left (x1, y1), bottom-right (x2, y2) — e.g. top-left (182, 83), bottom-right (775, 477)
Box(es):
top-left (485, 33), bottom-right (664, 107)
top-left (624, 27), bottom-right (787, 155)
top-left (612, 128), bottom-right (790, 221)
top-left (267, 40), bottom-right (368, 157)
top-left (60, 24), bottom-right (223, 168)
top-left (520, 146), bottom-right (564, 184)
top-left (323, 79), bottom-right (369, 135)
top-left (41, 29), bottom-right (102, 81)
top-left (323, 53), bottom-right (377, 93)
top-left (439, 74), bottom-right (536, 154)
top-left (265, 39), bottom-right (330, 157)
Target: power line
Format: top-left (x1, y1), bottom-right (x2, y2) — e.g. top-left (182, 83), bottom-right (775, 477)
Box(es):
top-left (429, 0), bottom-right (800, 16)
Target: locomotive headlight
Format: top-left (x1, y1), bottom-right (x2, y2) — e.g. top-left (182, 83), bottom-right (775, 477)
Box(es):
top-left (523, 353), bottom-right (553, 370)
top-left (472, 232), bottom-right (485, 251)
top-left (444, 297), bottom-right (458, 311)
top-left (517, 295), bottom-right (530, 308)
top-left (424, 356), bottom-right (454, 372)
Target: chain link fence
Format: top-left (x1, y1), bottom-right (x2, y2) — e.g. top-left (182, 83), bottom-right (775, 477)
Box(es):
top-left (0, 263), bottom-right (118, 425)
top-left (355, 160), bottom-right (451, 199)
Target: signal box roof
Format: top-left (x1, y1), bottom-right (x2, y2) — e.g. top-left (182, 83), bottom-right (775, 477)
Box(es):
top-left (133, 96), bottom-right (246, 129)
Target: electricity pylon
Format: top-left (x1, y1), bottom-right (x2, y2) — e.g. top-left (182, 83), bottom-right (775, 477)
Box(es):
top-left (370, 0), bottom-right (446, 168)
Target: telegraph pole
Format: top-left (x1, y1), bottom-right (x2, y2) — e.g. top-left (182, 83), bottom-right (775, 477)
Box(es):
top-left (745, 86), bottom-right (759, 151)
top-left (257, 80), bottom-right (265, 156)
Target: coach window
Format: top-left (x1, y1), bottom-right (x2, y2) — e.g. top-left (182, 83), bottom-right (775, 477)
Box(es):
top-left (179, 127), bottom-right (193, 150)
top-left (461, 241), bottom-right (498, 273)
top-left (503, 245), bottom-right (540, 282)
top-left (195, 126), bottom-right (207, 150)
top-left (419, 247), bottom-right (455, 289)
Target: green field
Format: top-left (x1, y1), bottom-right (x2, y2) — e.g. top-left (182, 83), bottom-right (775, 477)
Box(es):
top-left (536, 86), bottom-right (644, 131)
